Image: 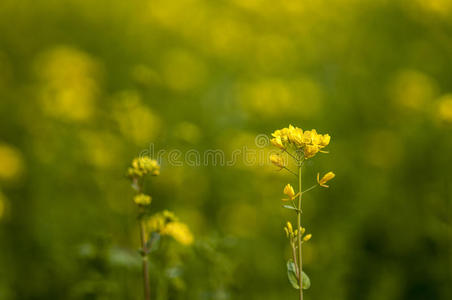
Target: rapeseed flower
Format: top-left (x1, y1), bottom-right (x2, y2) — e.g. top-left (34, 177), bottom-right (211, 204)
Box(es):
top-left (134, 193), bottom-right (152, 206)
top-left (283, 184), bottom-right (298, 201)
top-left (128, 155), bottom-right (160, 177)
top-left (270, 125), bottom-right (330, 159)
top-left (317, 172), bottom-right (335, 188)
top-left (270, 154), bottom-right (285, 169)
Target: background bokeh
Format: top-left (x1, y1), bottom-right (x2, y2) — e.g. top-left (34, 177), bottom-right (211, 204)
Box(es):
top-left (1, 0), bottom-right (452, 299)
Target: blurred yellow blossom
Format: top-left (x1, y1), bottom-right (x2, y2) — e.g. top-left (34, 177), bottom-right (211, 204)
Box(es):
top-left (270, 154), bottom-right (285, 169)
top-left (128, 156), bottom-right (160, 178)
top-left (146, 210), bottom-right (193, 245)
top-left (161, 222), bottom-right (194, 245)
top-left (0, 190), bottom-right (6, 220)
top-left (437, 94), bottom-right (452, 123)
top-left (0, 144), bottom-right (24, 181)
top-left (134, 193), bottom-right (152, 206)
top-left (303, 234), bottom-right (312, 242)
top-left (112, 91), bottom-right (161, 144)
top-left (390, 69), bottom-right (437, 111)
top-left (35, 46), bottom-right (100, 121)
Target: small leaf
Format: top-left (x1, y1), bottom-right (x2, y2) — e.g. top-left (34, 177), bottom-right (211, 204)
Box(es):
top-left (286, 259), bottom-right (300, 289)
top-left (301, 271), bottom-right (311, 290)
top-left (287, 259), bottom-right (311, 290)
top-left (282, 205), bottom-right (298, 211)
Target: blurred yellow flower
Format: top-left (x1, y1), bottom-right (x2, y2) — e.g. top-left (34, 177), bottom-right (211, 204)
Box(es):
top-left (303, 234), bottom-right (312, 242)
top-left (146, 210), bottom-right (193, 245)
top-left (35, 46), bottom-right (100, 121)
top-left (128, 156), bottom-right (160, 178)
top-left (317, 172), bottom-right (335, 188)
top-left (270, 136), bottom-right (285, 149)
top-left (270, 154), bottom-right (285, 169)
top-left (134, 193), bottom-right (152, 206)
top-left (437, 94), bottom-right (452, 122)
top-left (0, 190), bottom-right (6, 220)
top-left (0, 144), bottom-right (24, 181)
top-left (161, 222), bottom-right (194, 245)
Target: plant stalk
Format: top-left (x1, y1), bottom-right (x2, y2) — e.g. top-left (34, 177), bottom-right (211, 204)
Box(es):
top-left (140, 219), bottom-right (151, 300)
top-left (297, 164), bottom-right (303, 300)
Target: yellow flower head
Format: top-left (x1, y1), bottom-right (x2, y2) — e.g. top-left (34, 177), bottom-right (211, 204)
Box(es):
top-left (270, 136), bottom-right (285, 149)
top-left (146, 210), bottom-right (193, 245)
top-left (282, 184), bottom-right (298, 201)
top-left (270, 154), bottom-right (285, 169)
top-left (304, 144), bottom-right (319, 159)
top-left (286, 221), bottom-right (293, 233)
top-left (128, 156), bottom-right (160, 178)
top-left (284, 221), bottom-right (295, 239)
top-left (303, 233), bottom-right (312, 242)
top-left (317, 171), bottom-right (335, 188)
top-left (269, 125), bottom-right (331, 159)
top-left (161, 221), bottom-right (194, 245)
top-left (134, 193), bottom-right (152, 206)
top-left (320, 134), bottom-right (331, 148)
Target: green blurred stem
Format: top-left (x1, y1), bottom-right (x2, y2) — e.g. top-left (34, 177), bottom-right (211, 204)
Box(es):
top-left (297, 163), bottom-right (303, 300)
top-left (140, 219), bottom-right (151, 300)
top-left (136, 177), bottom-right (151, 300)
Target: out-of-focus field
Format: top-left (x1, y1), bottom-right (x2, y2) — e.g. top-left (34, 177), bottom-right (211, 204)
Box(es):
top-left (1, 0), bottom-right (451, 299)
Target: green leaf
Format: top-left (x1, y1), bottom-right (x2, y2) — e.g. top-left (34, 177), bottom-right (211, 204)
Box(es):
top-left (287, 259), bottom-right (299, 289)
top-left (286, 259), bottom-right (311, 290)
top-left (282, 205), bottom-right (298, 211)
top-left (301, 270), bottom-right (311, 290)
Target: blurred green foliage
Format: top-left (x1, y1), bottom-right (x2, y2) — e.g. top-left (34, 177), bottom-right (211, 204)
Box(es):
top-left (1, 0), bottom-right (452, 299)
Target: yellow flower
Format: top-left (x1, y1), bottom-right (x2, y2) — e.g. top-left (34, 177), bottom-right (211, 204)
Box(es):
top-left (270, 154), bottom-right (285, 169)
top-left (146, 210), bottom-right (193, 245)
top-left (161, 221), bottom-right (194, 245)
top-left (320, 134), bottom-right (331, 148)
top-left (286, 221), bottom-right (293, 233)
top-left (270, 136), bottom-right (285, 149)
top-left (317, 171), bottom-right (335, 188)
top-left (270, 125), bottom-right (330, 158)
top-left (304, 144), bottom-right (319, 158)
top-left (282, 184), bottom-right (299, 201)
top-left (134, 193), bottom-right (152, 205)
top-left (128, 156), bottom-right (160, 178)
top-left (303, 234), bottom-right (312, 242)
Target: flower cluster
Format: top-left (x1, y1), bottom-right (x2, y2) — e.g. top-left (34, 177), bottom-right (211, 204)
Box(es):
top-left (270, 125), bottom-right (330, 159)
top-left (284, 221), bottom-right (312, 245)
top-left (128, 156), bottom-right (160, 177)
top-left (146, 210), bottom-right (194, 245)
top-left (134, 193), bottom-right (152, 206)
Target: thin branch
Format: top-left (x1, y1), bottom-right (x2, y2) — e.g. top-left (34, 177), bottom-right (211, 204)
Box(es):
top-left (302, 184), bottom-right (318, 195)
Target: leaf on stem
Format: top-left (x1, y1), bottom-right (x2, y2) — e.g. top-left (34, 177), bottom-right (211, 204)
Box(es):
top-left (287, 259), bottom-right (311, 290)
top-left (287, 259), bottom-right (300, 289)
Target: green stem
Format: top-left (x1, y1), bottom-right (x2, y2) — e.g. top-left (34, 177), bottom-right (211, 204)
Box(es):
top-left (302, 184), bottom-right (318, 195)
top-left (140, 219), bottom-right (151, 300)
top-left (136, 177), bottom-right (151, 300)
top-left (297, 164), bottom-right (303, 300)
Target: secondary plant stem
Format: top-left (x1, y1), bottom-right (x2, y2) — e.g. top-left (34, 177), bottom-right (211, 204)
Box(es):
top-left (140, 219), bottom-right (151, 300)
top-left (297, 163), bottom-right (303, 300)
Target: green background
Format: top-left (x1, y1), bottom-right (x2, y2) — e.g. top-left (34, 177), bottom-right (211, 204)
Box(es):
top-left (1, 0), bottom-right (452, 299)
